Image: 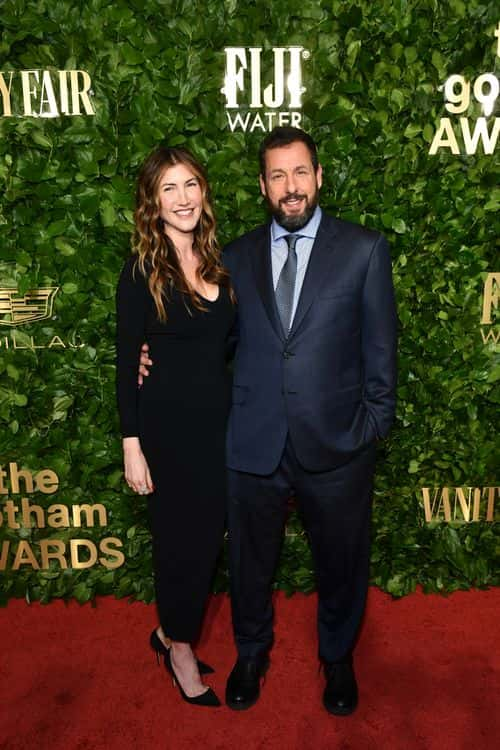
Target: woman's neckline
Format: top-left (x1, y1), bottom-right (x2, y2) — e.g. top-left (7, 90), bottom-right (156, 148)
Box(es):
top-left (194, 286), bottom-right (220, 303)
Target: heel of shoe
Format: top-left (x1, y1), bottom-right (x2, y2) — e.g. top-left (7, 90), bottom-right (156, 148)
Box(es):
top-left (150, 630), bottom-right (165, 666)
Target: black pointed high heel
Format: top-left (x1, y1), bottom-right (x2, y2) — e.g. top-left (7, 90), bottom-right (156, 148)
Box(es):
top-left (149, 630), bottom-right (215, 675)
top-left (164, 649), bottom-right (221, 707)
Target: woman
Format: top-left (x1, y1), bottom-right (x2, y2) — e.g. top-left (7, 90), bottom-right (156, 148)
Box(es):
top-left (116, 146), bottom-right (234, 707)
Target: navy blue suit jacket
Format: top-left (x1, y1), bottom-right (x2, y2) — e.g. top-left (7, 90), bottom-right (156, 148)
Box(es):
top-left (223, 211), bottom-right (398, 474)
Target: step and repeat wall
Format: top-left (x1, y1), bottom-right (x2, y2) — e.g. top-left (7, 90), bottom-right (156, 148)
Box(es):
top-left (0, 1), bottom-right (498, 603)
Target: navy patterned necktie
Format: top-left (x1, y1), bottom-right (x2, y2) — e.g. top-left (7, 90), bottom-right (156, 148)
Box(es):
top-left (275, 234), bottom-right (300, 335)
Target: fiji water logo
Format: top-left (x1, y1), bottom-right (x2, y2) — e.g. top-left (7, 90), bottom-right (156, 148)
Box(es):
top-left (221, 47), bottom-right (309, 132)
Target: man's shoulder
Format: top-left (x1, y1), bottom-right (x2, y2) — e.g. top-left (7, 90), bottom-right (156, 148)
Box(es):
top-left (223, 223), bottom-right (269, 257)
top-left (320, 211), bottom-right (384, 245)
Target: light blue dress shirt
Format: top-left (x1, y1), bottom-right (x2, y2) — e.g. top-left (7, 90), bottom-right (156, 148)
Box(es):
top-left (270, 205), bottom-right (322, 325)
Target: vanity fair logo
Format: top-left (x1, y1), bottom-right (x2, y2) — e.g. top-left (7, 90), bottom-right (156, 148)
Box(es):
top-left (421, 487), bottom-right (498, 523)
top-left (0, 287), bottom-right (84, 350)
top-left (221, 46), bottom-right (309, 132)
top-left (0, 69), bottom-right (95, 118)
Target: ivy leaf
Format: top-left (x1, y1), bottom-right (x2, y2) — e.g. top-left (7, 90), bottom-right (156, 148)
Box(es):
top-left (392, 218), bottom-right (407, 234)
top-left (62, 282), bottom-right (78, 294)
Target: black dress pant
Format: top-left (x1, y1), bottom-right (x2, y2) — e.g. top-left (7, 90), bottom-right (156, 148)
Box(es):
top-left (227, 437), bottom-right (376, 663)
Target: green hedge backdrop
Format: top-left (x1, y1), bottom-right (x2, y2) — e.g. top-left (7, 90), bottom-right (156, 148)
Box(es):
top-left (0, 0), bottom-right (498, 605)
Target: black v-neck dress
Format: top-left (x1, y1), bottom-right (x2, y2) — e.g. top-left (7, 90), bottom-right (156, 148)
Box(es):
top-left (116, 256), bottom-right (234, 641)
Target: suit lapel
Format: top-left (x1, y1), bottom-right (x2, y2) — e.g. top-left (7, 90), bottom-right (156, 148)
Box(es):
top-left (288, 215), bottom-right (341, 339)
top-left (250, 224), bottom-right (286, 341)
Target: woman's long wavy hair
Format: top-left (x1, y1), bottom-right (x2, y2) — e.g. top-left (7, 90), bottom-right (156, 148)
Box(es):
top-left (133, 145), bottom-right (233, 321)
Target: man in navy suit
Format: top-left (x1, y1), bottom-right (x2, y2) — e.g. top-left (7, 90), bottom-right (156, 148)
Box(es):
top-left (140, 127), bottom-right (397, 714)
top-left (222, 127), bottom-right (397, 715)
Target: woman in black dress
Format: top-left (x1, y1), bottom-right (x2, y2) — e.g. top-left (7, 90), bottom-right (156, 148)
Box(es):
top-left (116, 146), bottom-right (234, 707)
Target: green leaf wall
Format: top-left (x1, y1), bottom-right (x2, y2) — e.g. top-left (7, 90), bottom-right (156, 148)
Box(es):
top-left (0, 0), bottom-right (498, 603)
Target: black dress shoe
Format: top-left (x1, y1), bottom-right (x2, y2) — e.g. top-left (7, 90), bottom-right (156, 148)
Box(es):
top-left (323, 661), bottom-right (358, 716)
top-left (165, 650), bottom-right (221, 707)
top-left (225, 657), bottom-right (270, 710)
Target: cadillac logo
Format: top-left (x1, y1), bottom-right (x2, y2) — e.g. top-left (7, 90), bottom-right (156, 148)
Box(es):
top-left (0, 287), bottom-right (59, 326)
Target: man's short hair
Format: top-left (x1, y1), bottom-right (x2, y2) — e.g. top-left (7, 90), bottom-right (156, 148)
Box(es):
top-left (259, 127), bottom-right (319, 176)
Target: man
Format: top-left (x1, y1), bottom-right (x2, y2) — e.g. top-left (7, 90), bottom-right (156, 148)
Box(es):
top-left (142, 127), bottom-right (397, 715)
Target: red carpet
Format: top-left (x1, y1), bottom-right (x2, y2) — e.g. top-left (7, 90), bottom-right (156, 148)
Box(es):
top-left (0, 588), bottom-right (498, 749)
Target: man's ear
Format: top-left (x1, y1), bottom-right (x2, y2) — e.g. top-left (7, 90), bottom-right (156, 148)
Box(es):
top-left (259, 174), bottom-right (267, 197)
top-left (316, 164), bottom-right (323, 190)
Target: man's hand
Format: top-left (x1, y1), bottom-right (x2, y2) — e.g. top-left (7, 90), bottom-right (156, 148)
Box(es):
top-left (138, 342), bottom-right (153, 386)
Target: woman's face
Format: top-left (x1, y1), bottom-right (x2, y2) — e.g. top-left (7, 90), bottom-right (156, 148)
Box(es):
top-left (157, 162), bottom-right (203, 239)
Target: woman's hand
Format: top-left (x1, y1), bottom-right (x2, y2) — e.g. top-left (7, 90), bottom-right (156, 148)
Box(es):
top-left (138, 342), bottom-right (153, 386)
top-left (123, 437), bottom-right (154, 494)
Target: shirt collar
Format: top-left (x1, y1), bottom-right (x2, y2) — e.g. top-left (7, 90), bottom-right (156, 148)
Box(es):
top-left (271, 205), bottom-right (322, 243)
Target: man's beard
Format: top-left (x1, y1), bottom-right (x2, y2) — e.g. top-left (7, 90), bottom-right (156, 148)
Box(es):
top-left (269, 189), bottom-right (319, 232)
